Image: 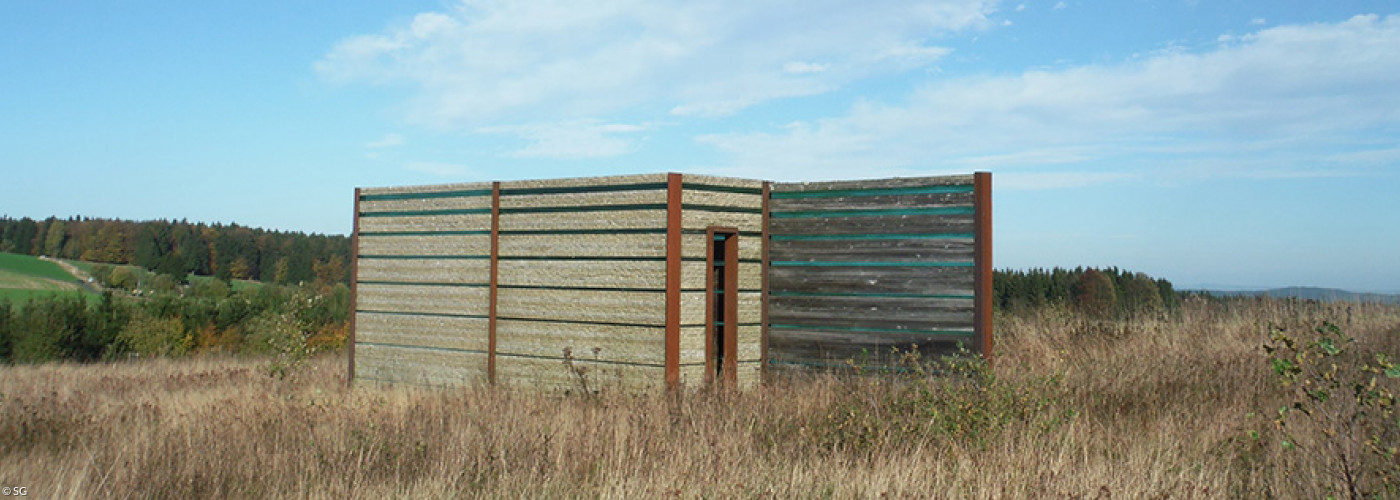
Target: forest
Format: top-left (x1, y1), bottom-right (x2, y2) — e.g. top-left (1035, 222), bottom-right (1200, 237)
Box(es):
top-left (0, 216), bottom-right (351, 285)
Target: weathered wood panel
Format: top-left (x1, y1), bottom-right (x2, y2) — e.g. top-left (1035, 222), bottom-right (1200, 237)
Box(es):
top-left (681, 210), bottom-right (762, 232)
top-left (769, 296), bottom-right (974, 331)
top-left (355, 312), bottom-right (489, 351)
top-left (682, 174), bottom-right (764, 190)
top-left (679, 261), bottom-right (761, 290)
top-left (771, 175), bottom-right (974, 192)
top-left (357, 258), bottom-right (491, 284)
top-left (769, 191), bottom-right (973, 212)
top-left (768, 329), bottom-right (975, 367)
top-left (498, 233), bottom-right (665, 258)
top-left (355, 344), bottom-right (488, 386)
top-left (768, 265), bottom-right (974, 296)
top-left (496, 288), bottom-right (665, 326)
top-left (768, 214), bottom-right (974, 236)
top-left (360, 195), bottom-right (491, 214)
top-left (677, 325), bottom-right (762, 364)
top-left (499, 173), bottom-right (668, 191)
top-left (499, 189), bottom-right (666, 209)
top-left (358, 214), bottom-right (493, 233)
top-left (681, 190), bottom-right (763, 209)
top-left (769, 237), bottom-right (974, 263)
top-left (497, 259), bottom-right (666, 289)
top-left (680, 233), bottom-right (761, 261)
top-left (356, 283), bottom-right (489, 316)
top-left (679, 291), bottom-right (761, 326)
top-left (495, 319), bottom-right (665, 365)
top-left (499, 210), bottom-right (667, 231)
top-left (359, 234), bottom-right (491, 257)
top-left (495, 356), bottom-right (663, 392)
top-left (360, 182), bottom-right (493, 197)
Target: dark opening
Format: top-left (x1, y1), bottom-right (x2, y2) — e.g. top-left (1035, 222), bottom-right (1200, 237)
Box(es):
top-left (707, 228), bottom-right (739, 384)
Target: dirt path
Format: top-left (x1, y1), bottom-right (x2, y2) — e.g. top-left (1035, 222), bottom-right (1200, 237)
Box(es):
top-left (41, 257), bottom-right (104, 294)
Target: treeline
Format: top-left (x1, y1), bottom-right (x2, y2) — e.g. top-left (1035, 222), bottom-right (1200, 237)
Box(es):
top-left (0, 216), bottom-right (350, 285)
top-left (994, 267), bottom-right (1181, 318)
top-left (0, 283), bottom-right (348, 365)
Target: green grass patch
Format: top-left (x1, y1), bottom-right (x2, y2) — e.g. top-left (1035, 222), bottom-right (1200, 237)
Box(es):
top-left (0, 252), bottom-right (79, 282)
top-left (0, 288), bottom-right (91, 306)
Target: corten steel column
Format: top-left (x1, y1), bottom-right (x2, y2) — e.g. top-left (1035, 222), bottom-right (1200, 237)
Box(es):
top-left (759, 181), bottom-right (771, 382)
top-left (488, 182), bottom-right (501, 384)
top-left (665, 173), bottom-right (683, 389)
top-left (973, 172), bottom-right (993, 363)
top-left (348, 188), bottom-right (361, 388)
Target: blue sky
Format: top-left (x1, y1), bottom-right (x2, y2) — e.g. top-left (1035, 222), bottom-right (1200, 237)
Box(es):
top-left (2, 1), bottom-right (1397, 292)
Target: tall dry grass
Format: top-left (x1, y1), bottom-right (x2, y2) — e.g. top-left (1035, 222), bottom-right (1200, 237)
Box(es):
top-left (2, 298), bottom-right (1397, 499)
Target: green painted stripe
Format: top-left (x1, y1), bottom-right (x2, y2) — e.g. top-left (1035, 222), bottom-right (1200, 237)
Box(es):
top-left (771, 184), bottom-right (973, 199)
top-left (500, 203), bottom-right (667, 214)
top-left (682, 183), bottom-right (763, 195)
top-left (359, 189), bottom-right (493, 201)
top-left (770, 207), bottom-right (974, 219)
top-left (770, 260), bottom-right (973, 267)
top-left (359, 230), bottom-right (492, 237)
top-left (356, 310), bottom-right (490, 320)
top-left (495, 351), bottom-right (666, 368)
top-left (500, 182), bottom-right (668, 196)
top-left (357, 281), bottom-right (490, 288)
top-left (770, 233), bottom-right (974, 241)
top-left (683, 204), bottom-right (763, 214)
top-left (769, 323), bottom-right (975, 336)
top-left (770, 291), bottom-right (975, 300)
top-left (356, 341), bottom-right (490, 356)
top-left (360, 208), bottom-right (492, 217)
top-left (358, 255), bottom-right (490, 260)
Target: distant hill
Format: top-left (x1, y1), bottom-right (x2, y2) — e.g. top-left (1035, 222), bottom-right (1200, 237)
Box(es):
top-left (1194, 286), bottom-right (1400, 305)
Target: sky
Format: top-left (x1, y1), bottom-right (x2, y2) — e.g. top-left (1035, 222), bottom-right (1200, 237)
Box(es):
top-left (2, 1), bottom-right (1397, 292)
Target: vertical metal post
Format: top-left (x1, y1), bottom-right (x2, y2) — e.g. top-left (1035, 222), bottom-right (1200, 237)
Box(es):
top-left (759, 181), bottom-right (770, 382)
top-left (973, 172), bottom-right (994, 363)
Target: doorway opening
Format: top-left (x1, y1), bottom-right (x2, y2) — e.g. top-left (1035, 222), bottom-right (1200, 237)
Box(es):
top-left (706, 227), bottom-right (739, 385)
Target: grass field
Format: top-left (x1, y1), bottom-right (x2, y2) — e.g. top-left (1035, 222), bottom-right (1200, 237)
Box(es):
top-left (2, 298), bottom-right (1398, 498)
top-left (0, 252), bottom-right (88, 304)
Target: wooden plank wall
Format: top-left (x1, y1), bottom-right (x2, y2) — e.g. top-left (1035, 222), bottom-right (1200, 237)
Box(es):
top-left (677, 175), bottom-right (765, 388)
top-left (353, 182), bottom-right (495, 386)
top-left (766, 174), bottom-right (986, 371)
top-left (494, 174), bottom-right (670, 392)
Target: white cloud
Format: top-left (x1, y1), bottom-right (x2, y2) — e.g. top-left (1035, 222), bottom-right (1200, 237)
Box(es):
top-left (477, 120), bottom-right (651, 159)
top-left (365, 133), bottom-right (405, 148)
top-left (1015, 4), bottom-right (1025, 12)
top-left (699, 14), bottom-right (1400, 184)
top-left (315, 0), bottom-right (995, 126)
top-left (1053, 1), bottom-right (1067, 10)
top-left (1250, 18), bottom-right (1267, 26)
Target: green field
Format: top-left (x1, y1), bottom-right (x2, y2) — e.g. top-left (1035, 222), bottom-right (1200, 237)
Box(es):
top-left (0, 252), bottom-right (90, 304)
top-left (0, 252), bottom-right (80, 282)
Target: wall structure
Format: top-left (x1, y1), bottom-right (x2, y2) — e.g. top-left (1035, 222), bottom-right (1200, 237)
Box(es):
top-left (764, 173), bottom-right (992, 371)
top-left (351, 172), bottom-right (988, 389)
top-left (351, 173), bottom-right (765, 391)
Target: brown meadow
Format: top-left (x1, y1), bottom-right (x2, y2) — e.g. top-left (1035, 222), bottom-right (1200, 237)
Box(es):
top-left (2, 297), bottom-right (1397, 498)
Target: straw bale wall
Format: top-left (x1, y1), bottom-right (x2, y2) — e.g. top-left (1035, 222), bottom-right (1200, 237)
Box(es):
top-left (354, 182), bottom-right (495, 386)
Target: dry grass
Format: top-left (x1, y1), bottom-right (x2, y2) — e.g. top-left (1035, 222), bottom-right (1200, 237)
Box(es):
top-left (2, 298), bottom-right (1398, 499)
